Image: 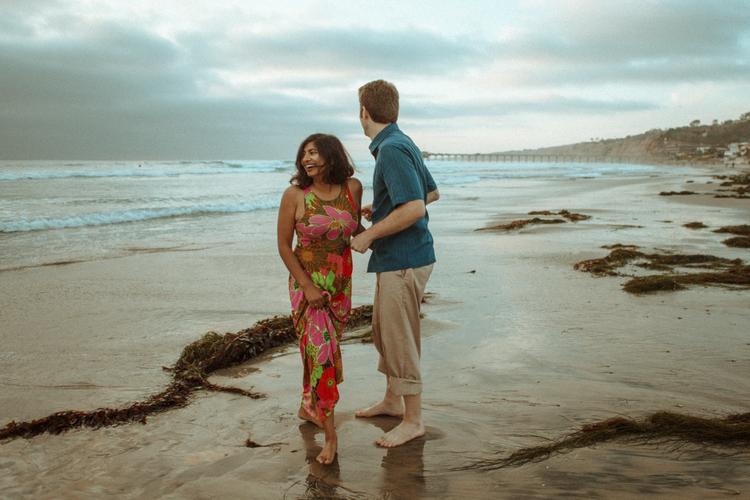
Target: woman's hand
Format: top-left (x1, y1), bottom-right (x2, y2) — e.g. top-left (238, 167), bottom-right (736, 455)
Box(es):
top-left (303, 283), bottom-right (327, 309)
top-left (351, 230), bottom-right (374, 253)
top-left (361, 203), bottom-right (373, 222)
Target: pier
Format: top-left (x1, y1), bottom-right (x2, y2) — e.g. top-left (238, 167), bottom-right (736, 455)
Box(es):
top-left (422, 152), bottom-right (640, 163)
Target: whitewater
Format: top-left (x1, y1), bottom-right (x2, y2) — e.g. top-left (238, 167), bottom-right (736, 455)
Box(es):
top-left (0, 159), bottom-right (672, 270)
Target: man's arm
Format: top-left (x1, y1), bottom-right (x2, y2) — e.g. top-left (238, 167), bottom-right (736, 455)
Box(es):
top-left (351, 199), bottom-right (425, 253)
top-left (360, 186), bottom-right (435, 223)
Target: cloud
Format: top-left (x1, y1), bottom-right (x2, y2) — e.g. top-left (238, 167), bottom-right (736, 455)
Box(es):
top-left (522, 59), bottom-right (750, 86)
top-left (0, 0), bottom-right (748, 158)
top-left (0, 8), bottom-right (491, 158)
top-left (0, 24), bottom-right (191, 107)
top-left (0, 19), bottom-right (357, 159)
top-left (402, 95), bottom-right (658, 120)
top-left (565, 0), bottom-right (749, 58)
top-left (488, 0), bottom-right (750, 84)
top-left (180, 26), bottom-right (487, 80)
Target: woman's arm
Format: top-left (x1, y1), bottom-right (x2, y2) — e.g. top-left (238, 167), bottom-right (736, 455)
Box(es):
top-left (277, 187), bottom-right (325, 309)
top-left (426, 188), bottom-right (440, 205)
top-left (348, 177), bottom-right (367, 235)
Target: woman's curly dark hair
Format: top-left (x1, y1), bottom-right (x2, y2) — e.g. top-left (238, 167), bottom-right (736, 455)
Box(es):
top-left (291, 134), bottom-right (355, 188)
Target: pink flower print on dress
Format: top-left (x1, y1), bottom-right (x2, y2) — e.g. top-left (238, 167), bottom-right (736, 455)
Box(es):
top-left (306, 303), bottom-right (332, 339)
top-left (316, 339), bottom-right (334, 366)
top-left (306, 308), bottom-right (337, 366)
top-left (289, 285), bottom-right (304, 311)
top-left (308, 206), bottom-right (357, 241)
top-left (328, 292), bottom-right (351, 325)
top-left (295, 221), bottom-right (328, 247)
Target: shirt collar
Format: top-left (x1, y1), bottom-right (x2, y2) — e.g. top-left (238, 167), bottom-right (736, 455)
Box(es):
top-left (368, 122), bottom-right (399, 157)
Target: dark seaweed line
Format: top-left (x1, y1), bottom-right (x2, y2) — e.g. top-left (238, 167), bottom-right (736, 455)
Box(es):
top-left (452, 411), bottom-right (750, 471)
top-left (0, 306), bottom-right (373, 442)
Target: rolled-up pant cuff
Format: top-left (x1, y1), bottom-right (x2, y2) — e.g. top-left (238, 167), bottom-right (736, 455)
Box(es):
top-left (382, 371), bottom-right (422, 396)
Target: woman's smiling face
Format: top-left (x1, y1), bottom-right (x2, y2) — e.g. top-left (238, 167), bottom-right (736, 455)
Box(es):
top-left (302, 141), bottom-right (327, 179)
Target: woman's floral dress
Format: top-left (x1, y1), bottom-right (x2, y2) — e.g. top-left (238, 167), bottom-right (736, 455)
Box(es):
top-left (289, 183), bottom-right (358, 422)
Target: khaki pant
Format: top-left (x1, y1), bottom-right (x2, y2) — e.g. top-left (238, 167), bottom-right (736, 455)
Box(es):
top-left (372, 264), bottom-right (433, 396)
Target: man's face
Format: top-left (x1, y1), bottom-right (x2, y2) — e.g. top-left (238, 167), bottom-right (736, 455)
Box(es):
top-left (359, 106), bottom-right (367, 134)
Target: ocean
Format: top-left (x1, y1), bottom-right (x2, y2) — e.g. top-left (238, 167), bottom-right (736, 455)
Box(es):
top-left (0, 159), bottom-right (668, 271)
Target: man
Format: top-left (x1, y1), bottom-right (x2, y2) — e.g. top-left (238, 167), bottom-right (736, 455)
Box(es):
top-left (351, 79), bottom-right (439, 448)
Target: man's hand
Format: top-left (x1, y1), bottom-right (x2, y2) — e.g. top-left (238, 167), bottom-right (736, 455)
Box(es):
top-left (351, 231), bottom-right (374, 253)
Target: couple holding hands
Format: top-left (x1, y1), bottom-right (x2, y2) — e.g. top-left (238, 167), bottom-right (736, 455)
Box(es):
top-left (277, 79), bottom-right (439, 464)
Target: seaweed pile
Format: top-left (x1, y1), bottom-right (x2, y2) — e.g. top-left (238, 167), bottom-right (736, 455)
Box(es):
top-left (676, 222), bottom-right (749, 248)
top-left (453, 411), bottom-right (750, 471)
top-left (0, 305), bottom-right (373, 442)
top-left (658, 171), bottom-right (750, 199)
top-left (713, 173), bottom-right (750, 199)
top-left (659, 190), bottom-right (697, 196)
top-left (528, 209), bottom-right (592, 222)
top-left (715, 225), bottom-right (750, 248)
top-left (477, 210), bottom-right (590, 231)
top-left (574, 245), bottom-right (750, 293)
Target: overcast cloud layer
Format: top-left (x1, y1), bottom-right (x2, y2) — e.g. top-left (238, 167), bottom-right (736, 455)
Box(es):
top-left (1, 0), bottom-right (748, 159)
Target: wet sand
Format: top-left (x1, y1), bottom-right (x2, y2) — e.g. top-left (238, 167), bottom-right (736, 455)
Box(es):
top-left (1, 166), bottom-right (749, 498)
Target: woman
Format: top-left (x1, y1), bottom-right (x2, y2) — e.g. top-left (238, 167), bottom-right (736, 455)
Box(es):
top-left (277, 133), bottom-right (362, 465)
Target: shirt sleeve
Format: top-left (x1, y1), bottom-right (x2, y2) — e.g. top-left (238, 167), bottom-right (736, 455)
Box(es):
top-left (424, 165), bottom-right (437, 193)
top-left (379, 144), bottom-right (424, 206)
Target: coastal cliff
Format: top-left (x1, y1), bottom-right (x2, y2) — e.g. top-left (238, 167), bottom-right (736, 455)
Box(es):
top-left (503, 112), bottom-right (750, 163)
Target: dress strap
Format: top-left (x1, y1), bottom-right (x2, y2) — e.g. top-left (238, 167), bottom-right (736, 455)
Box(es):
top-left (343, 182), bottom-right (357, 212)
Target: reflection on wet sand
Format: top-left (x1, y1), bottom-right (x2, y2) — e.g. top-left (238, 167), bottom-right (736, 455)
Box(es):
top-left (298, 423), bottom-right (343, 498)
top-left (366, 416), bottom-right (427, 500)
top-left (295, 416), bottom-right (430, 500)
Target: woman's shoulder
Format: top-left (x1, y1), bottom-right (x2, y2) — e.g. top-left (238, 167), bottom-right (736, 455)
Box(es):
top-left (282, 184), bottom-right (306, 201)
top-left (346, 177), bottom-right (362, 191)
top-left (284, 184), bottom-right (306, 193)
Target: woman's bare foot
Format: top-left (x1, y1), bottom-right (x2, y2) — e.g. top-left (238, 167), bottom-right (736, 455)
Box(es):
top-left (298, 407), bottom-right (323, 428)
top-left (316, 435), bottom-right (337, 464)
top-left (355, 399), bottom-right (404, 418)
top-left (375, 420), bottom-right (425, 448)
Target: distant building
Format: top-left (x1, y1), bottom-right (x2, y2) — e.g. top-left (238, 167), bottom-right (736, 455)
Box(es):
top-left (726, 142), bottom-right (749, 158)
top-left (724, 142), bottom-right (749, 165)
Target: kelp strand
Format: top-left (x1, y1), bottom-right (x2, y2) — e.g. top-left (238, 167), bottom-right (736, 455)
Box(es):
top-left (454, 411), bottom-right (750, 471)
top-left (0, 305), bottom-right (373, 442)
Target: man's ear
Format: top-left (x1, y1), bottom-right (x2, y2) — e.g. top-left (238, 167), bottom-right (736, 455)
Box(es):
top-left (360, 106), bottom-right (369, 121)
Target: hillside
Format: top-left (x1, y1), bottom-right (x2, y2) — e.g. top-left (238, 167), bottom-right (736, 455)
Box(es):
top-left (503, 113), bottom-right (750, 163)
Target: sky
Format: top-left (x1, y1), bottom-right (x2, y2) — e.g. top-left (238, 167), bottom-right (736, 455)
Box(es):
top-left (1, 0), bottom-right (749, 160)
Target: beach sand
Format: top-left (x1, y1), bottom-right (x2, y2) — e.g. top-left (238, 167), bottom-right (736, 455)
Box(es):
top-left (1, 166), bottom-right (749, 499)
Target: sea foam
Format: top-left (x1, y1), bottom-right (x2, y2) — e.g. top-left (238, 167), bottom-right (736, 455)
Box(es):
top-left (0, 161), bottom-right (291, 181)
top-left (0, 199), bottom-right (279, 233)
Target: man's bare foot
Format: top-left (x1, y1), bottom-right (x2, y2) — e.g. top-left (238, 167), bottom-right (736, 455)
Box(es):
top-left (355, 400), bottom-right (404, 418)
top-left (375, 420), bottom-right (424, 448)
top-left (298, 407), bottom-right (323, 428)
top-left (316, 436), bottom-right (337, 464)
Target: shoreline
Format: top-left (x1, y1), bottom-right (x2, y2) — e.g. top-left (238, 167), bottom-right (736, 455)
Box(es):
top-left (2, 163), bottom-right (749, 498)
